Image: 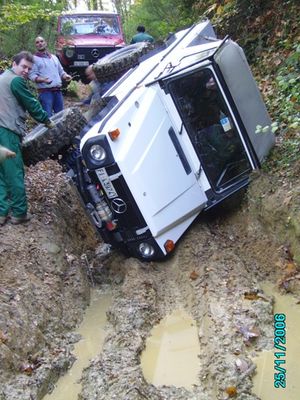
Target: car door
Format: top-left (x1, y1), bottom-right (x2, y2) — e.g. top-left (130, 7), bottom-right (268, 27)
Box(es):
top-left (165, 66), bottom-right (253, 193)
top-left (162, 40), bottom-right (274, 194)
top-left (213, 39), bottom-right (275, 163)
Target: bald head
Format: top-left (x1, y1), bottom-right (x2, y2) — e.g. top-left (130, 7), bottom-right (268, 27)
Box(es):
top-left (35, 36), bottom-right (47, 52)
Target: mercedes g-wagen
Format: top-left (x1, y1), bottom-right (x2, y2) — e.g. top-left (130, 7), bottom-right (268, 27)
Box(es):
top-left (68, 20), bottom-right (275, 260)
top-left (56, 11), bottom-right (125, 82)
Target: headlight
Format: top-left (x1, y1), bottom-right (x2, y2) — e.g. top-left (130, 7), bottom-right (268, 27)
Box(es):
top-left (90, 144), bottom-right (106, 161)
top-left (65, 47), bottom-right (75, 58)
top-left (82, 135), bottom-right (114, 170)
top-left (138, 242), bottom-right (155, 258)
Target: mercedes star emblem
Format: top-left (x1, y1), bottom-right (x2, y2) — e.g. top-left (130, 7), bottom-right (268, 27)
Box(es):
top-left (111, 198), bottom-right (127, 214)
top-left (91, 49), bottom-right (100, 58)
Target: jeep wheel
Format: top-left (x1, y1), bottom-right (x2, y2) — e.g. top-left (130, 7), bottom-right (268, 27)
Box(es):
top-left (93, 43), bottom-right (153, 83)
top-left (22, 107), bottom-right (86, 166)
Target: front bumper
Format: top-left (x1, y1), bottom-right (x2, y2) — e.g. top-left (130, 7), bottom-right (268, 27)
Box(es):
top-left (72, 156), bottom-right (165, 260)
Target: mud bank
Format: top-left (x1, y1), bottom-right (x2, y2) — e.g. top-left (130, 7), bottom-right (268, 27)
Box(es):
top-left (79, 171), bottom-right (300, 400)
top-left (1, 162), bottom-right (300, 400)
top-left (0, 161), bottom-right (96, 400)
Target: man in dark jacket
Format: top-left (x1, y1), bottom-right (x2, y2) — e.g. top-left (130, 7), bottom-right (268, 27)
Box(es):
top-left (0, 51), bottom-right (53, 226)
top-left (130, 25), bottom-right (154, 44)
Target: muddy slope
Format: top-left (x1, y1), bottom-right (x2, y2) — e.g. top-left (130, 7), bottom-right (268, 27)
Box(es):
top-left (79, 172), bottom-right (300, 400)
top-left (1, 161), bottom-right (300, 400)
top-left (0, 161), bottom-right (99, 400)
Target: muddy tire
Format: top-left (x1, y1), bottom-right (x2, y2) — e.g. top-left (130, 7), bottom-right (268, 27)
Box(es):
top-left (22, 107), bottom-right (86, 166)
top-left (93, 43), bottom-right (153, 83)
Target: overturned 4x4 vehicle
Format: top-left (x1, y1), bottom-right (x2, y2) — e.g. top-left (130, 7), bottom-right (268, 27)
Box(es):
top-left (24, 20), bottom-right (275, 261)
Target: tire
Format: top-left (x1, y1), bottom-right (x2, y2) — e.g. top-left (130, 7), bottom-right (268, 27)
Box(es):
top-left (93, 43), bottom-right (153, 83)
top-left (22, 107), bottom-right (86, 166)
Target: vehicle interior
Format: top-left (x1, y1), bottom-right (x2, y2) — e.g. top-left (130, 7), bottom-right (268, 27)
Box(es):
top-left (168, 68), bottom-right (252, 192)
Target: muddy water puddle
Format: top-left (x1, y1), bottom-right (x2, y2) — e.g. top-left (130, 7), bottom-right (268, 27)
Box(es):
top-left (43, 289), bottom-right (111, 400)
top-left (141, 309), bottom-right (200, 389)
top-left (252, 282), bottom-right (300, 399)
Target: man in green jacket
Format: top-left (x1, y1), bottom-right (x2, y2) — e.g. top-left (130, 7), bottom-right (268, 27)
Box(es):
top-left (130, 25), bottom-right (154, 44)
top-left (0, 51), bottom-right (53, 226)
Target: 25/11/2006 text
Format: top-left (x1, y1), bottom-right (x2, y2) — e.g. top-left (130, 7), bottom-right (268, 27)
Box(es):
top-left (274, 313), bottom-right (286, 388)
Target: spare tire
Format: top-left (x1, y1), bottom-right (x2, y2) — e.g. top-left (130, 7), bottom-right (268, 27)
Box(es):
top-left (93, 42), bottom-right (153, 83)
top-left (22, 107), bottom-right (86, 166)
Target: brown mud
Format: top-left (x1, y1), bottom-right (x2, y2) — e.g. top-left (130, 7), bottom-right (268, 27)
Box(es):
top-left (0, 158), bottom-right (299, 400)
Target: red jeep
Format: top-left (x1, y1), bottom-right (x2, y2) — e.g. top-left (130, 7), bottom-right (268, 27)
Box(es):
top-left (56, 11), bottom-right (125, 83)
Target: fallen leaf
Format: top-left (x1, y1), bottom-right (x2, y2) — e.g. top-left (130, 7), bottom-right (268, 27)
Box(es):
top-left (285, 261), bottom-right (297, 274)
top-left (244, 292), bottom-right (260, 300)
top-left (0, 330), bottom-right (8, 344)
top-left (238, 325), bottom-right (260, 341)
top-left (19, 363), bottom-right (34, 375)
top-left (190, 271), bottom-right (199, 280)
top-left (244, 292), bottom-right (269, 302)
top-left (225, 386), bottom-right (237, 397)
top-left (235, 358), bottom-right (249, 373)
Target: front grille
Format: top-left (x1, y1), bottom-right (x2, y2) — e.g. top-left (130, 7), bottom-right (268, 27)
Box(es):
top-left (75, 46), bottom-right (117, 62)
top-left (90, 164), bottom-right (147, 229)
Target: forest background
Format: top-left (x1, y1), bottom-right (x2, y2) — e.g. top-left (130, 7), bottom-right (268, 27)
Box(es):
top-left (0, 0), bottom-right (299, 173)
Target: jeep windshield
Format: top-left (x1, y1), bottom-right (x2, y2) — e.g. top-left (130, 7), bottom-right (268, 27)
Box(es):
top-left (60, 15), bottom-right (120, 36)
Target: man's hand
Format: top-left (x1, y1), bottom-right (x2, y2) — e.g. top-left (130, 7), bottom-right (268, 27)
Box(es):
top-left (45, 120), bottom-right (55, 129)
top-left (44, 77), bottom-right (53, 84)
top-left (63, 73), bottom-right (72, 82)
top-left (36, 76), bottom-right (52, 84)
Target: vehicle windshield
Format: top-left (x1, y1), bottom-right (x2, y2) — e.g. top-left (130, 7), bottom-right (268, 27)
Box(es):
top-left (60, 15), bottom-right (120, 36)
top-left (168, 68), bottom-right (251, 192)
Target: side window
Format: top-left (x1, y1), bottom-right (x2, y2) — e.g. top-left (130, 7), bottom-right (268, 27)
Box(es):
top-left (168, 69), bottom-right (251, 191)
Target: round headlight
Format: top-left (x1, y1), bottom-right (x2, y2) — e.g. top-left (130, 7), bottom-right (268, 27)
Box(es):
top-left (65, 47), bottom-right (75, 58)
top-left (138, 242), bottom-right (155, 258)
top-left (90, 144), bottom-right (106, 161)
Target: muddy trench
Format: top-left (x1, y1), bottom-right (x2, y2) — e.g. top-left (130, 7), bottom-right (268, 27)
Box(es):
top-left (1, 162), bottom-right (300, 400)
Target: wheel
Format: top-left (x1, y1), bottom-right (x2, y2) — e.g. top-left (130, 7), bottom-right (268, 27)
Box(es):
top-left (22, 107), bottom-right (87, 166)
top-left (93, 43), bottom-right (153, 83)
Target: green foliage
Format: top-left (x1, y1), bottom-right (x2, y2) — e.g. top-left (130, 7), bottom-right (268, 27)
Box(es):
top-left (0, 57), bottom-right (10, 73)
top-left (123, 0), bottom-right (195, 43)
top-left (263, 136), bottom-right (300, 177)
top-left (0, 1), bottom-right (66, 57)
top-left (65, 80), bottom-right (80, 98)
top-left (273, 46), bottom-right (300, 131)
top-left (262, 44), bottom-right (300, 176)
top-left (0, 3), bottom-right (60, 31)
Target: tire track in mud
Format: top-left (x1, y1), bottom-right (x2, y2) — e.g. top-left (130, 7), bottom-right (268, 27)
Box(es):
top-left (80, 220), bottom-right (275, 400)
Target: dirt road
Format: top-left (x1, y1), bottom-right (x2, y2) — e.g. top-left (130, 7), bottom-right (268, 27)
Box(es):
top-left (1, 158), bottom-right (299, 400)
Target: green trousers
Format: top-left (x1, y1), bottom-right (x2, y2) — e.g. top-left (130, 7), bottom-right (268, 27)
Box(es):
top-left (0, 127), bottom-right (27, 217)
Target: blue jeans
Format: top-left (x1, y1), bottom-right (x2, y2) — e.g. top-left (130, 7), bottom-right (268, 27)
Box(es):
top-left (39, 90), bottom-right (64, 118)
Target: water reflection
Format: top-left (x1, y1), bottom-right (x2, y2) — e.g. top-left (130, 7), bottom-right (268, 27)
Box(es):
top-left (43, 290), bottom-right (111, 400)
top-left (141, 309), bottom-right (200, 389)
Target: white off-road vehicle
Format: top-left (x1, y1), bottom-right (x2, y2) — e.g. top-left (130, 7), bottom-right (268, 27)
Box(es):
top-left (73, 20), bottom-right (275, 260)
top-left (25, 20), bottom-right (274, 261)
